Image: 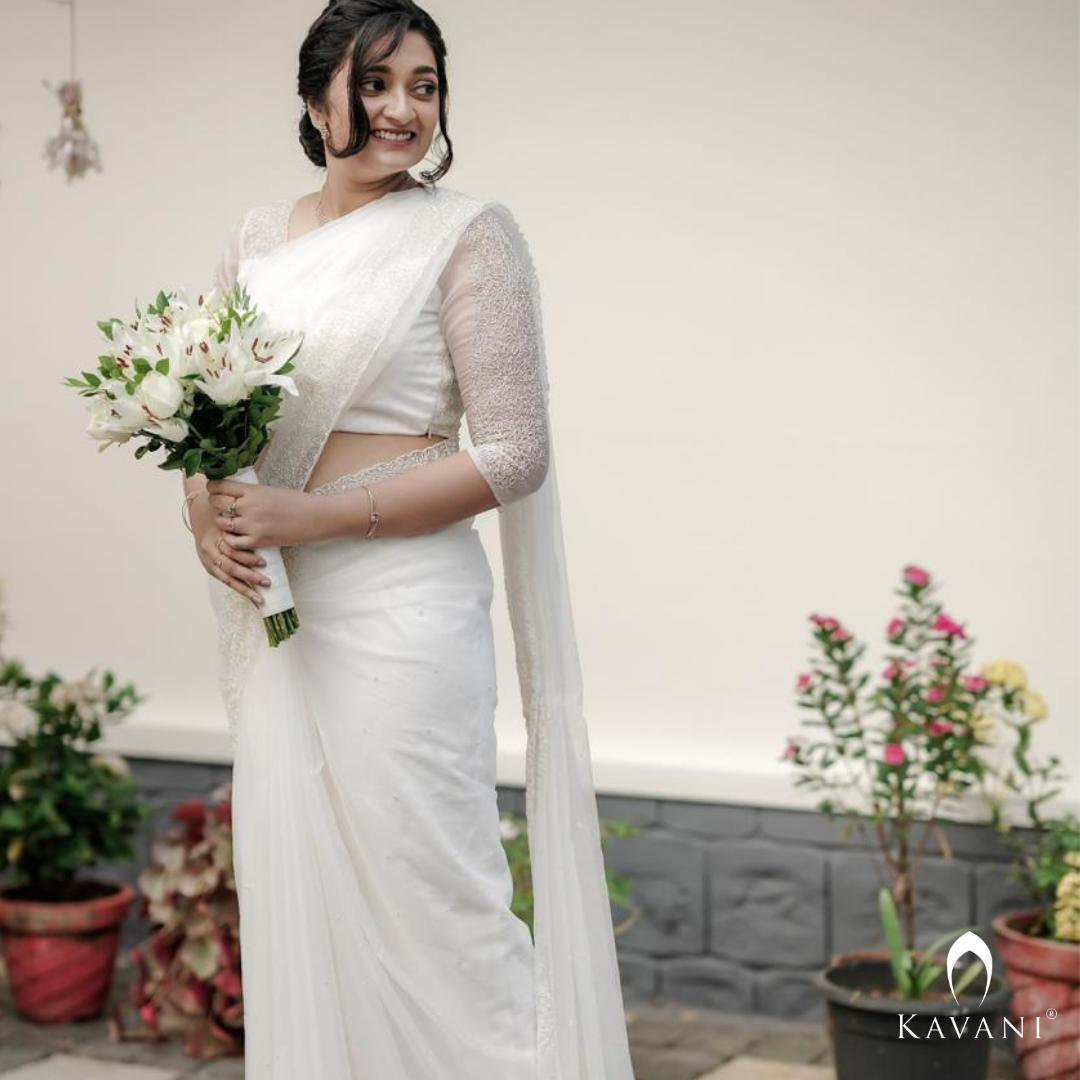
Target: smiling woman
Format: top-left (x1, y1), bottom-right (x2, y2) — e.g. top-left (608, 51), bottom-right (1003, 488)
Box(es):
top-left (183, 1), bottom-right (637, 1078)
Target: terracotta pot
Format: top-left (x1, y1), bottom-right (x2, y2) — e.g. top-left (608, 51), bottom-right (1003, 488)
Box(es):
top-left (0, 877), bottom-right (134, 1024)
top-left (992, 908), bottom-right (1080, 1080)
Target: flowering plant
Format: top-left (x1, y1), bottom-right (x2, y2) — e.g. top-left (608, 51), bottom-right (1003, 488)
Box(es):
top-left (0, 584), bottom-right (150, 900)
top-left (782, 563), bottom-right (1054, 954)
top-left (63, 282), bottom-right (305, 646)
top-left (117, 785), bottom-right (243, 1057)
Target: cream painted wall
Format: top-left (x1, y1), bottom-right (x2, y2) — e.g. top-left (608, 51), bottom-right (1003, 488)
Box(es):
top-left (0, 0), bottom-right (1076, 816)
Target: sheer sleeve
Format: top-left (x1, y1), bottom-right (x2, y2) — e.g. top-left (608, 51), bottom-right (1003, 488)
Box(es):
top-left (212, 214), bottom-right (245, 294)
top-left (437, 208), bottom-right (550, 506)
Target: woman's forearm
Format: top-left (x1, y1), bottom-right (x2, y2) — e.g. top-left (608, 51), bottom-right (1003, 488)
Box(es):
top-left (315, 450), bottom-right (499, 541)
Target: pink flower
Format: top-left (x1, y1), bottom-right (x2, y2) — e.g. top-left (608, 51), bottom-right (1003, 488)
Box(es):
top-left (796, 673), bottom-right (813, 692)
top-left (904, 565), bottom-right (930, 587)
top-left (963, 675), bottom-right (988, 693)
top-left (933, 613), bottom-right (967, 640)
top-left (882, 662), bottom-right (903, 680)
top-left (810, 613), bottom-right (839, 631)
top-left (926, 685), bottom-right (946, 703)
top-left (883, 742), bottom-right (906, 766)
top-left (831, 625), bottom-right (851, 642)
top-left (887, 618), bottom-right (906, 638)
top-left (901, 658), bottom-right (917, 670)
top-left (783, 740), bottom-right (801, 760)
top-left (927, 719), bottom-right (955, 736)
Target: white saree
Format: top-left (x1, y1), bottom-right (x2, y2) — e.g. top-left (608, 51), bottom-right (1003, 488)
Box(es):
top-left (207, 184), bottom-right (634, 1079)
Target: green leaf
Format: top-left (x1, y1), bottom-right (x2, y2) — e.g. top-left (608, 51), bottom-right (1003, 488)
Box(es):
top-left (878, 888), bottom-right (908, 993)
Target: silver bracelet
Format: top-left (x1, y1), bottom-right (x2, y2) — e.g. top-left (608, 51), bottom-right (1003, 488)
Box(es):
top-left (360, 484), bottom-right (380, 538)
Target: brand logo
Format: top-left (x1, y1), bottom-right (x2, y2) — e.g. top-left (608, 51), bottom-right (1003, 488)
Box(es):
top-left (946, 930), bottom-right (993, 1007)
top-left (895, 928), bottom-right (1051, 1040)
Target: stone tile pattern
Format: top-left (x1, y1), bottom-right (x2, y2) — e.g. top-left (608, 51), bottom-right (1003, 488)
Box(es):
top-left (36, 758), bottom-right (1037, 1024)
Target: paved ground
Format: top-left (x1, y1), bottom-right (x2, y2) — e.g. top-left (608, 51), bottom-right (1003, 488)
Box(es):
top-left (0, 960), bottom-right (1023, 1079)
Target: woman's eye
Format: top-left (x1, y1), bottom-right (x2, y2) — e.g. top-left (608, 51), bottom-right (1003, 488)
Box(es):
top-left (359, 78), bottom-right (437, 96)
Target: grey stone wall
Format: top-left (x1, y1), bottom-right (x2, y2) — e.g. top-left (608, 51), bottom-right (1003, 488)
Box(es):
top-left (80, 759), bottom-right (1038, 1022)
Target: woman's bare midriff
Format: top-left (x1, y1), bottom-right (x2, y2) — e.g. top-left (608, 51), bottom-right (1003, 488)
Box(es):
top-left (303, 431), bottom-right (447, 493)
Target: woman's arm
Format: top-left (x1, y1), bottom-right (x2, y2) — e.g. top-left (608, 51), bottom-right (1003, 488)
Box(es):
top-left (316, 208), bottom-right (549, 541)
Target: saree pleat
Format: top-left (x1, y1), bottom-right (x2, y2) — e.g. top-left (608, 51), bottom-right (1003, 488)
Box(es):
top-left (231, 508), bottom-right (537, 1078)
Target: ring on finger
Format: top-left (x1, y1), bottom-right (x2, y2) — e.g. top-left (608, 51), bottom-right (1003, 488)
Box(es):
top-left (228, 498), bottom-right (238, 517)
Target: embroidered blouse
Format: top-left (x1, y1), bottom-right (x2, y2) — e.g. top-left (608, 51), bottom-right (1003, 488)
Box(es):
top-left (212, 194), bottom-right (549, 506)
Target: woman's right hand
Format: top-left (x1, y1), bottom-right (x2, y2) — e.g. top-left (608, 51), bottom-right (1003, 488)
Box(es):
top-left (191, 494), bottom-right (270, 608)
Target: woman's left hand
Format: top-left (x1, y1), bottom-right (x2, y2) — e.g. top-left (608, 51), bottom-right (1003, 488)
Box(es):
top-left (205, 479), bottom-right (323, 551)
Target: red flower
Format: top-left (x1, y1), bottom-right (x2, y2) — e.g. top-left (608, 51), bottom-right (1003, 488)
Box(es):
top-left (796, 672), bottom-right (813, 692)
top-left (926, 685), bottom-right (946, 703)
top-left (883, 742), bottom-right (906, 766)
top-left (963, 675), bottom-right (988, 693)
top-left (904, 565), bottom-right (930, 586)
top-left (927, 719), bottom-right (955, 736)
top-left (887, 618), bottom-right (906, 638)
top-left (933, 613), bottom-right (967, 640)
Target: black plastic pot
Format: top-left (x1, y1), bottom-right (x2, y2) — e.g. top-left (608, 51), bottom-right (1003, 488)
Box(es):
top-left (814, 958), bottom-right (1013, 1080)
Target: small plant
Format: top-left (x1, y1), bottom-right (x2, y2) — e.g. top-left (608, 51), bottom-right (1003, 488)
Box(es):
top-left (0, 584), bottom-right (149, 900)
top-left (117, 785), bottom-right (243, 1057)
top-left (499, 811), bottom-right (642, 937)
top-left (967, 657), bottom-right (1079, 944)
top-left (878, 887), bottom-right (985, 1001)
top-left (782, 563), bottom-right (1053, 955)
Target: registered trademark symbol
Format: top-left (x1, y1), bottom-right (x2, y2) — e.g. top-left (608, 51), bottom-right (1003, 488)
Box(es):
top-left (1047, 1008), bottom-right (1057, 1019)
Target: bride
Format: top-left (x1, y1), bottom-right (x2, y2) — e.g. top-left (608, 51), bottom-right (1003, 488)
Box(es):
top-left (181, 1), bottom-right (634, 1076)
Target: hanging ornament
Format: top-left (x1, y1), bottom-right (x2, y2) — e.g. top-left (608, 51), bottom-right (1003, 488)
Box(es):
top-left (42, 0), bottom-right (101, 181)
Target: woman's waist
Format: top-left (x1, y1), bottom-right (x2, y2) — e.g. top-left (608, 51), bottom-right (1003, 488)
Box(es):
top-left (304, 431), bottom-right (456, 495)
top-left (304, 432), bottom-right (460, 497)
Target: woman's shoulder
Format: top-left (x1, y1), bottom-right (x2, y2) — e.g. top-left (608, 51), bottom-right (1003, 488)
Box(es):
top-left (231, 196), bottom-right (293, 261)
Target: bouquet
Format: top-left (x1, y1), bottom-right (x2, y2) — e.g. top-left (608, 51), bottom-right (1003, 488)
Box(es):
top-left (64, 282), bottom-right (304, 646)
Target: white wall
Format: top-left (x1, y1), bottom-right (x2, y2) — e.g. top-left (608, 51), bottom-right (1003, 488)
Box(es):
top-left (0, 0), bottom-right (1076, 818)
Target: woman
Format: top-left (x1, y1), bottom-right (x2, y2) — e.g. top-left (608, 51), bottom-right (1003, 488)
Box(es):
top-left (183, 2), bottom-right (634, 1077)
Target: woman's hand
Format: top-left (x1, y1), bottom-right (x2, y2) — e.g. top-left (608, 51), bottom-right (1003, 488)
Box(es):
top-left (189, 491), bottom-right (271, 607)
top-left (204, 478), bottom-right (323, 552)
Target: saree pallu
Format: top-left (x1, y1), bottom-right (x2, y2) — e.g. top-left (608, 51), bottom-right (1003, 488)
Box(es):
top-left (230, 443), bottom-right (538, 1079)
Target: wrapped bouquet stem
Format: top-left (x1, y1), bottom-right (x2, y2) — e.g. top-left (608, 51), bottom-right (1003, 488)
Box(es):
top-left (65, 282), bottom-right (305, 647)
top-left (221, 464), bottom-right (299, 646)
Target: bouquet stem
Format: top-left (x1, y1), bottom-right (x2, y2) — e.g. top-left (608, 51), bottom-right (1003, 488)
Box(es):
top-left (228, 465), bottom-right (300, 647)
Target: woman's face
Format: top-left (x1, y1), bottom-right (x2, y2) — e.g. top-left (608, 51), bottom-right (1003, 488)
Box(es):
top-left (310, 29), bottom-right (441, 179)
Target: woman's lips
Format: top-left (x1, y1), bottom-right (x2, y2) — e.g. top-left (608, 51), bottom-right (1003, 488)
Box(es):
top-left (372, 130), bottom-right (416, 146)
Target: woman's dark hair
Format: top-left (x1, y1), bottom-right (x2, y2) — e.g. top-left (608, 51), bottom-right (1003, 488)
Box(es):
top-left (297, 0), bottom-right (453, 185)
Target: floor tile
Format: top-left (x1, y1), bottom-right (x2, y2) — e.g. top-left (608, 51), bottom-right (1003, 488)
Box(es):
top-left (700, 1057), bottom-right (836, 1080)
top-left (0, 1054), bottom-right (181, 1080)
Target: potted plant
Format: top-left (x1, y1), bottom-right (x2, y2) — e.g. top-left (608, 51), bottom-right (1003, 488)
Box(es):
top-left (784, 563), bottom-right (1018, 1080)
top-left (498, 810), bottom-right (643, 938)
top-left (814, 886), bottom-right (1011, 1080)
top-left (0, 584), bottom-right (150, 1023)
top-left (973, 674), bottom-right (1079, 1080)
top-left (115, 784), bottom-right (244, 1058)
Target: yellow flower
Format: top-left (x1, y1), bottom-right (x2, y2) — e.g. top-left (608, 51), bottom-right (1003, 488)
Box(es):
top-left (969, 712), bottom-right (996, 743)
top-left (1019, 689), bottom-right (1048, 722)
top-left (6, 837), bottom-right (22, 864)
top-left (1054, 870), bottom-right (1080, 943)
top-left (1064, 851), bottom-right (1080, 869)
top-left (981, 658), bottom-right (1027, 690)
